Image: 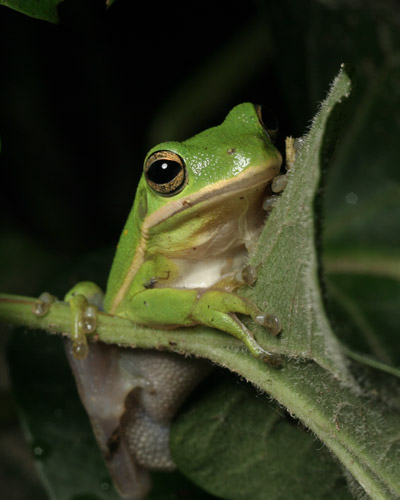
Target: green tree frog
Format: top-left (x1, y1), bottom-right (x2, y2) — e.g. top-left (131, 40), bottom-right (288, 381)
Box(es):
top-left (62, 103), bottom-right (285, 499)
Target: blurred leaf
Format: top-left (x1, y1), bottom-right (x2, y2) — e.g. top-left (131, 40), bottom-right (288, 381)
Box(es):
top-left (171, 372), bottom-right (352, 500)
top-left (0, 0), bottom-right (63, 23)
top-left (290, 0), bottom-right (400, 371)
top-left (326, 273), bottom-right (400, 367)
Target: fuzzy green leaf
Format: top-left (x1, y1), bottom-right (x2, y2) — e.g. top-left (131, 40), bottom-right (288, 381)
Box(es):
top-left (169, 65), bottom-right (400, 500)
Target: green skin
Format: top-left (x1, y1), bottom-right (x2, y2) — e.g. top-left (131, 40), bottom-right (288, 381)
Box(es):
top-left (65, 103), bottom-right (283, 361)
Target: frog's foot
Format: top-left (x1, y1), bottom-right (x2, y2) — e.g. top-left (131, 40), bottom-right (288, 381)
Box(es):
top-left (192, 290), bottom-right (281, 365)
top-left (64, 282), bottom-right (104, 360)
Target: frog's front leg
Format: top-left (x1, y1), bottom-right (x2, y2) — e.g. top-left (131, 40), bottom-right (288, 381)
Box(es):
top-left (125, 288), bottom-right (280, 364)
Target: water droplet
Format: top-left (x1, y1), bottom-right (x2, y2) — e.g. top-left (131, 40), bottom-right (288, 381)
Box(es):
top-left (33, 446), bottom-right (44, 457)
top-left (345, 192), bottom-right (358, 205)
top-left (32, 440), bottom-right (51, 460)
top-left (100, 479), bottom-right (111, 491)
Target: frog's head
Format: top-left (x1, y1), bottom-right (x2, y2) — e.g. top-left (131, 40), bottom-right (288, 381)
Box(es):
top-left (104, 104), bottom-right (282, 314)
top-left (141, 103), bottom-right (282, 215)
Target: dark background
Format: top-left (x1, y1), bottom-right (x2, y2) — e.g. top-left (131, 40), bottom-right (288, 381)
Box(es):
top-left (0, 0), bottom-right (296, 298)
top-left (1, 1), bottom-right (399, 499)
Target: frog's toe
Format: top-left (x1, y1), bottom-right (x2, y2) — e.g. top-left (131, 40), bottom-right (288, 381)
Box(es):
top-left (254, 313), bottom-right (281, 336)
top-left (263, 195), bottom-right (279, 212)
top-left (67, 293), bottom-right (101, 360)
top-left (271, 174), bottom-right (288, 193)
top-left (236, 264), bottom-right (258, 286)
top-left (259, 351), bottom-right (283, 367)
top-left (71, 340), bottom-right (89, 360)
top-left (32, 292), bottom-right (56, 317)
top-left (245, 334), bottom-right (282, 366)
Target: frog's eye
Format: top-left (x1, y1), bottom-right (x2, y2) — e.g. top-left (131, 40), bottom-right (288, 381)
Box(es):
top-left (255, 104), bottom-right (278, 142)
top-left (144, 150), bottom-right (187, 196)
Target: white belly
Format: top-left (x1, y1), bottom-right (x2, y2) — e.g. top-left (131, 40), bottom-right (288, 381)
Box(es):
top-left (170, 248), bottom-right (248, 289)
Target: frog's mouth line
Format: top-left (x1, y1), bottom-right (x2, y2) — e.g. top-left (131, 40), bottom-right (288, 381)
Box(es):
top-left (109, 162), bottom-right (281, 313)
top-left (145, 162), bottom-right (281, 228)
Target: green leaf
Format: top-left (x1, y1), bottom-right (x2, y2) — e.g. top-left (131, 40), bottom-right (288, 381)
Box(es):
top-left (171, 372), bottom-right (352, 500)
top-left (317, 1), bottom-right (400, 378)
top-left (263, 0), bottom-right (400, 375)
top-left (239, 64), bottom-right (355, 378)
top-left (325, 273), bottom-right (400, 369)
top-left (168, 66), bottom-right (400, 500)
top-left (0, 0), bottom-right (63, 23)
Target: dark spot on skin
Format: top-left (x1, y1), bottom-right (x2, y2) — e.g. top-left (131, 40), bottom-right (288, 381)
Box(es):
top-left (239, 196), bottom-right (244, 200)
top-left (144, 277), bottom-right (157, 289)
top-left (227, 148), bottom-right (236, 155)
top-left (193, 247), bottom-right (197, 251)
top-left (106, 428), bottom-right (121, 460)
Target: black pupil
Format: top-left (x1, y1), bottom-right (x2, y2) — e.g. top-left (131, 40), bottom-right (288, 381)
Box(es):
top-left (147, 159), bottom-right (181, 185)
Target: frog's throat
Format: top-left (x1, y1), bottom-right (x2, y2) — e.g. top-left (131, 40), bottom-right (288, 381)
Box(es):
top-left (109, 162), bottom-right (280, 314)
